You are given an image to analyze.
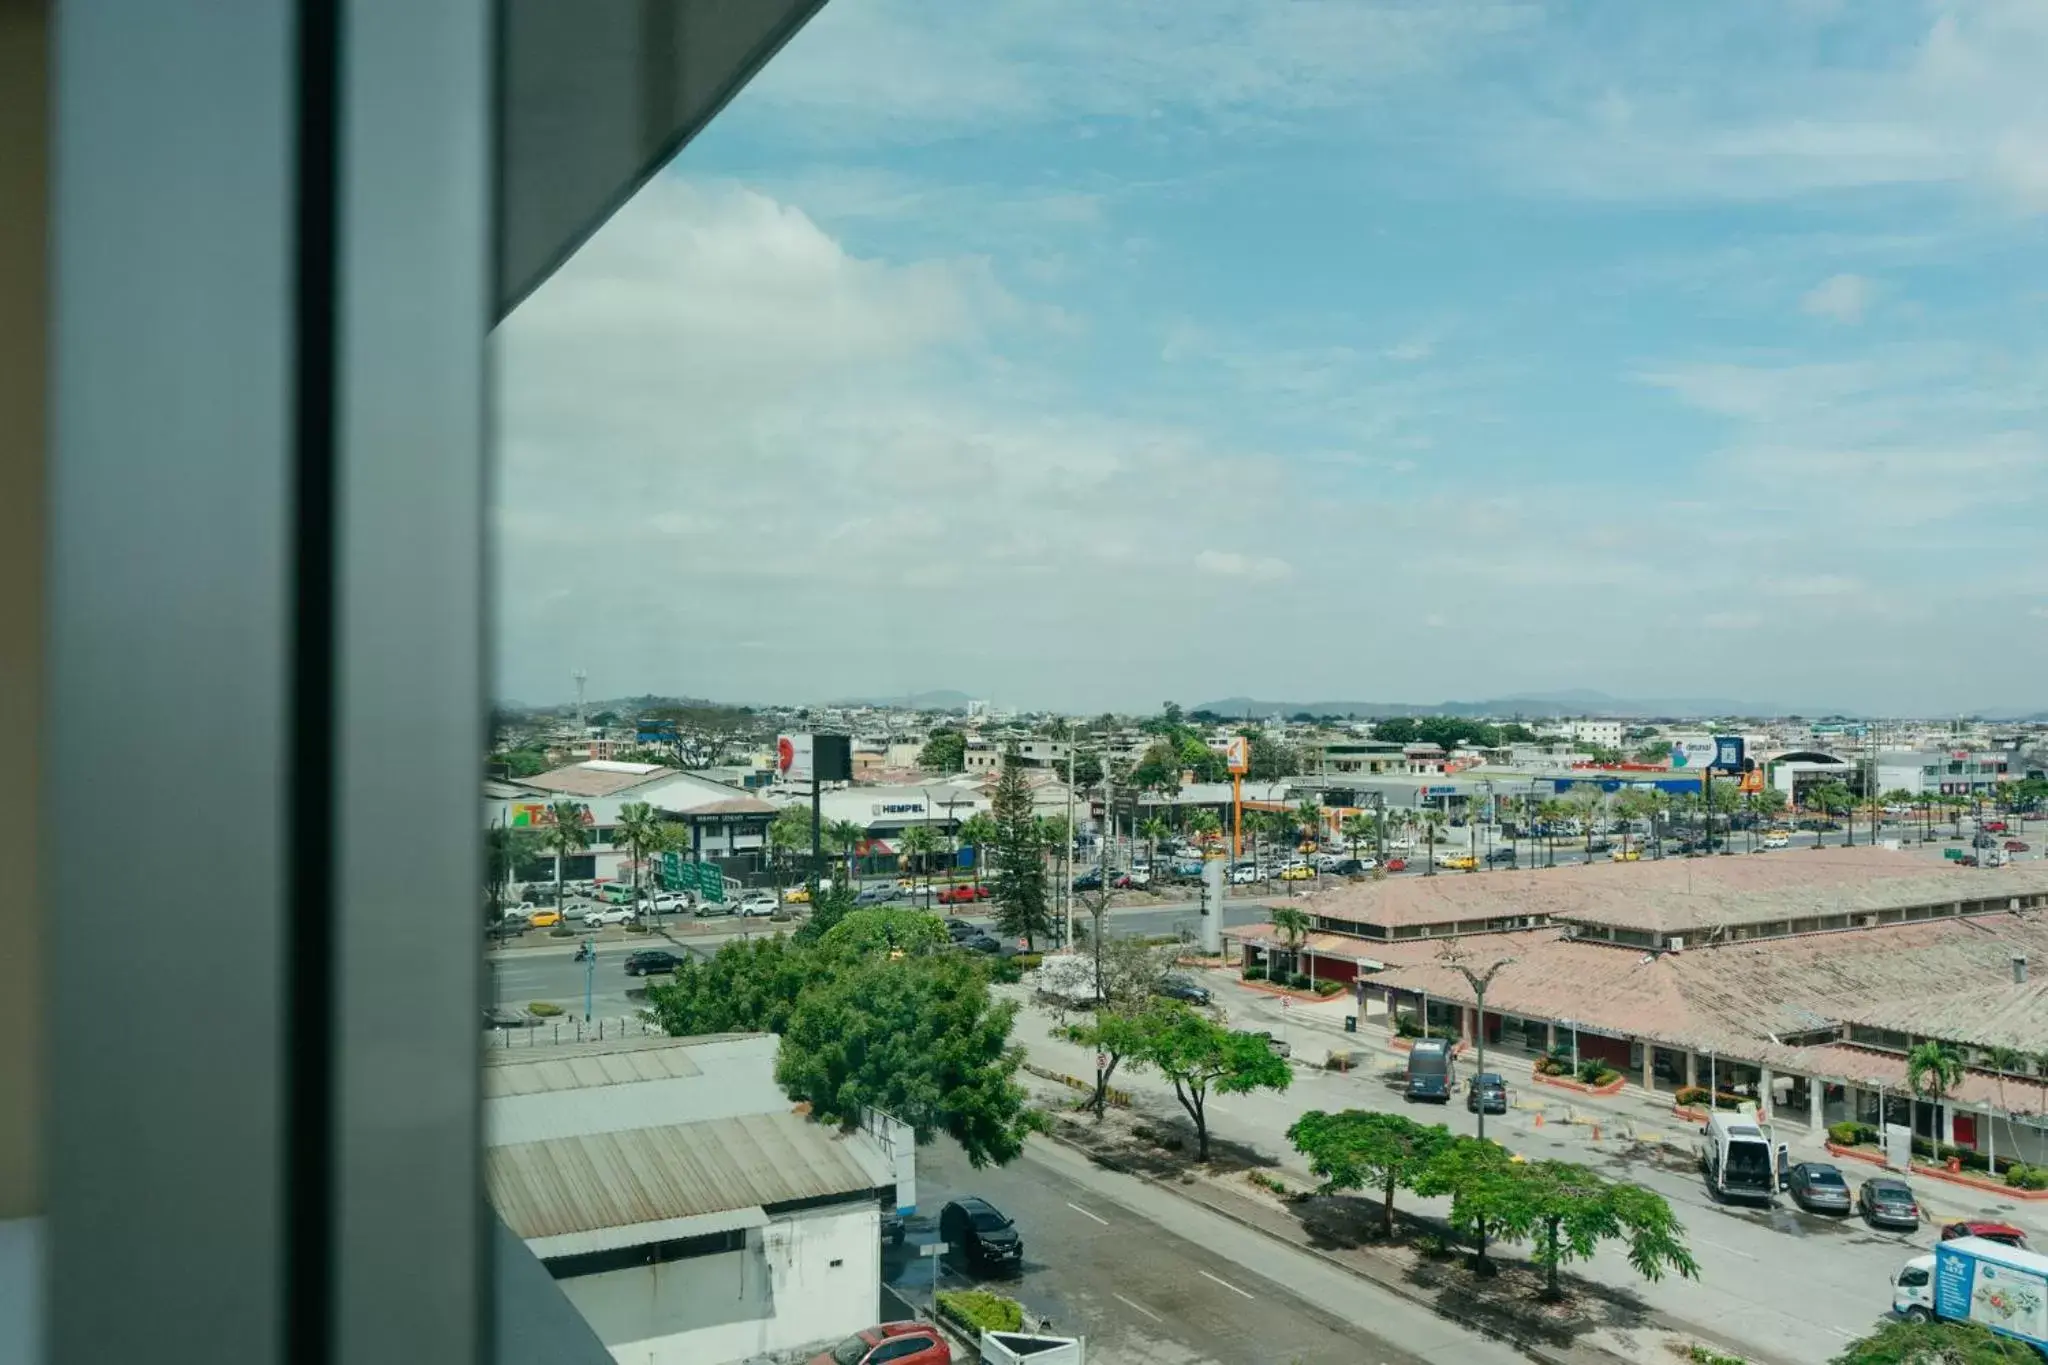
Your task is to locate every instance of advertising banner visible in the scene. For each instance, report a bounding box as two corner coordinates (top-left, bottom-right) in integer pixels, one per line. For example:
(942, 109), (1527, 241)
(1936, 1242), (2048, 1345)
(1670, 739), (1717, 770)
(1226, 736), (1250, 775)
(776, 732), (814, 783)
(1712, 736), (1746, 772)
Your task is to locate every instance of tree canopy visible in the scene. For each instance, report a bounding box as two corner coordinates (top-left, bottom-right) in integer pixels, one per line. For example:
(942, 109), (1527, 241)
(990, 748), (1053, 948)
(1287, 1110), (1453, 1231)
(1124, 1002), (1292, 1160)
(919, 729), (968, 772)
(1831, 1318), (2040, 1365)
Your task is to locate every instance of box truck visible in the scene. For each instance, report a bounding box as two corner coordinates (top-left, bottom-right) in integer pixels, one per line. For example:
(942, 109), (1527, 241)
(1892, 1236), (2048, 1353)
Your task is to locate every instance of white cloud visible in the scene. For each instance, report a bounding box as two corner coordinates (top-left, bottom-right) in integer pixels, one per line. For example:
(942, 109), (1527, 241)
(1800, 273), (1876, 323)
(1193, 550), (1294, 582)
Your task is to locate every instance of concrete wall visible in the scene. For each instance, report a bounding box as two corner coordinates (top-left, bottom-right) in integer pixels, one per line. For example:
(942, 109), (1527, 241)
(559, 1203), (878, 1365)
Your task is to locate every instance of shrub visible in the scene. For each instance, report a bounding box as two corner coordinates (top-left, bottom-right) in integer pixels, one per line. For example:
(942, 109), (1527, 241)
(624, 922), (650, 935)
(1014, 952), (1043, 970)
(1676, 1086), (1709, 1107)
(1827, 1121), (1864, 1146)
(990, 957), (1024, 984)
(1576, 1058), (1617, 1085)
(527, 1001), (564, 1018)
(1314, 980), (1344, 997)
(1686, 1346), (1749, 1365)
(1242, 965), (1266, 981)
(1414, 1232), (1452, 1260)
(548, 926), (574, 938)
(2007, 1163), (2048, 1190)
(1394, 1016), (1422, 1039)
(1246, 1170), (1290, 1196)
(936, 1290), (1023, 1334)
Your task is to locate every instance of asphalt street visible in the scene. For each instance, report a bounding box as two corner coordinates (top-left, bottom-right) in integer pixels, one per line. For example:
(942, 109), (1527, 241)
(892, 1133), (1526, 1365)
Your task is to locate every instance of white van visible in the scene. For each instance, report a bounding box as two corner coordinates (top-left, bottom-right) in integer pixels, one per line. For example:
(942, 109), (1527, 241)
(1698, 1110), (1777, 1204)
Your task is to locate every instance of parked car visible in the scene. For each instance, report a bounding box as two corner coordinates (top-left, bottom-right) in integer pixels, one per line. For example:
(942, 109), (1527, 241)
(580, 904), (634, 927)
(1786, 1162), (1852, 1214)
(735, 894), (776, 917)
(1329, 857), (1374, 875)
(1155, 976), (1211, 1006)
(1279, 864), (1316, 881)
(1984, 820), (2009, 833)
(854, 884), (898, 906)
(936, 884), (990, 905)
(958, 933), (1002, 954)
(943, 917), (977, 936)
(811, 1322), (950, 1365)
(1942, 1220), (2029, 1249)
(2006, 840), (2031, 853)
(1466, 1072), (1509, 1114)
(1230, 865), (1261, 885)
(1484, 848), (1517, 865)
(1071, 870), (1103, 892)
(1762, 832), (1790, 849)
(938, 1197), (1023, 1271)
(1858, 1176), (1921, 1230)
(1383, 857), (1408, 872)
(1124, 868), (1152, 888)
(622, 949), (683, 977)
(528, 909), (562, 929)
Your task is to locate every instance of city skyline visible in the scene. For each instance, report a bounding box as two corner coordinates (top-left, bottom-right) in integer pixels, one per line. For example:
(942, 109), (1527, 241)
(494, 1), (2048, 713)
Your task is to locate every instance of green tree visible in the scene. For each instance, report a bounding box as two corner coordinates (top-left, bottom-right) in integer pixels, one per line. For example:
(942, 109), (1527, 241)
(1131, 741), (1186, 798)
(1075, 1006), (1153, 1119)
(899, 824), (940, 908)
(1413, 1135), (1523, 1270)
(539, 800), (592, 909)
(791, 881), (860, 944)
(612, 801), (670, 915)
(1489, 1160), (1698, 1301)
(1128, 1003), (1292, 1161)
(1339, 812), (1375, 861)
(1634, 739), (1674, 764)
(768, 805), (814, 886)
(958, 812), (998, 886)
(1294, 798), (1324, 849)
(1419, 807), (1447, 875)
(1831, 1317), (2039, 1364)
(775, 950), (1041, 1167)
(1287, 1109), (1453, 1233)
(1139, 816), (1172, 873)
(644, 935), (814, 1035)
(1243, 731), (1300, 781)
(990, 749), (1052, 948)
(919, 729), (967, 772)
(1270, 905), (1310, 980)
(485, 824), (543, 915)
(818, 907), (950, 956)
(1188, 808), (1223, 846)
(1906, 1041), (1964, 1145)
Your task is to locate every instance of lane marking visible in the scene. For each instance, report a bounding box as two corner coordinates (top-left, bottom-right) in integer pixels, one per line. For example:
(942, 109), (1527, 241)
(1199, 1269), (1254, 1299)
(1691, 1236), (1757, 1261)
(1066, 1201), (1109, 1226)
(1111, 1292), (1162, 1322)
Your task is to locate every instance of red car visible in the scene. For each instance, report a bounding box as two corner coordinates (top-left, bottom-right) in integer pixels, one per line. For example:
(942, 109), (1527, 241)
(2006, 840), (2030, 853)
(1942, 1220), (2028, 1249)
(812, 1322), (950, 1365)
(936, 884), (990, 905)
(1984, 821), (2008, 833)
(1383, 857), (1408, 872)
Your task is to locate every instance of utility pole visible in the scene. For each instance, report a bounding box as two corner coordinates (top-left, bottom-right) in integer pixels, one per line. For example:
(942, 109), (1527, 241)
(1065, 736), (1076, 951)
(1439, 945), (1516, 1143)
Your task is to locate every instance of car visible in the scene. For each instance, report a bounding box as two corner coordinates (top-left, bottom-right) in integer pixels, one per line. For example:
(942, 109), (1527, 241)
(1972, 833), (1997, 849)
(854, 884), (898, 906)
(783, 884), (812, 903)
(528, 909), (562, 928)
(1071, 870), (1103, 892)
(485, 920), (527, 942)
(1230, 865), (1261, 885)
(1484, 848), (1518, 865)
(622, 949), (683, 977)
(938, 1197), (1023, 1271)
(1586, 837), (1613, 853)
(1279, 865), (1316, 881)
(936, 885), (981, 905)
(943, 916), (977, 935)
(580, 904), (635, 927)
(811, 1322), (951, 1365)
(1123, 868), (1152, 888)
(1610, 847), (1642, 862)
(694, 897), (735, 917)
(735, 891), (776, 915)
(1329, 857), (1374, 875)
(1984, 820), (2009, 833)
(958, 933), (1002, 954)
(1762, 833), (1790, 849)
(1155, 976), (1211, 1005)
(1439, 854), (1477, 871)
(1786, 1162), (1852, 1214)
(1858, 1176), (1921, 1229)
(1941, 1220), (2029, 1249)
(1383, 857), (1408, 872)
(2006, 840), (2031, 853)
(1466, 1072), (1508, 1114)
(649, 892), (689, 913)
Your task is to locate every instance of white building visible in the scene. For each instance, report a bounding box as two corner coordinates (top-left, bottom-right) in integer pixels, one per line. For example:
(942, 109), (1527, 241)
(1568, 719), (1625, 750)
(484, 1034), (912, 1365)
(489, 760), (779, 883)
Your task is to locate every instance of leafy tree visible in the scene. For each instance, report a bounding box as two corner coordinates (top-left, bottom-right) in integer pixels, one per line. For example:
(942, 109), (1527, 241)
(1177, 734), (1228, 782)
(1371, 718), (1418, 744)
(1243, 731), (1300, 781)
(791, 881), (859, 945)
(990, 749), (1053, 948)
(775, 950), (1041, 1167)
(1414, 1135), (1523, 1270)
(492, 746), (551, 778)
(1128, 1003), (1292, 1161)
(1583, 745), (1625, 766)
(768, 805), (814, 884)
(1488, 1160), (1698, 1300)
(818, 907), (950, 956)
(1139, 816), (1172, 872)
(1294, 798), (1324, 847)
(826, 818), (867, 884)
(1339, 812), (1375, 861)
(1068, 750), (1104, 791)
(1419, 807), (1447, 874)
(1497, 723), (1538, 744)
(1634, 740), (1674, 764)
(539, 800), (592, 909)
(919, 729), (968, 773)
(1188, 809), (1223, 845)
(1287, 1110), (1453, 1232)
(1906, 1041), (1964, 1143)
(899, 824), (940, 908)
(1831, 1316), (2039, 1364)
(612, 801), (670, 913)
(485, 825), (543, 914)
(1131, 741), (1186, 798)
(1075, 1006), (1153, 1119)
(958, 811), (998, 886)
(643, 935), (814, 1035)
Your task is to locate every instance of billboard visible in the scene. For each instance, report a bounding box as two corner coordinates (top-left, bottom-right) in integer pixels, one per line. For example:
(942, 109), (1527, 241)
(1669, 739), (1717, 770)
(1225, 736), (1250, 776)
(1935, 1242), (2048, 1346)
(1712, 736), (1746, 772)
(776, 733), (813, 782)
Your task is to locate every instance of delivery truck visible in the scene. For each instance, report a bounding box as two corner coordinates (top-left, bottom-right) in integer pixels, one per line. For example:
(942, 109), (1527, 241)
(1892, 1236), (2048, 1353)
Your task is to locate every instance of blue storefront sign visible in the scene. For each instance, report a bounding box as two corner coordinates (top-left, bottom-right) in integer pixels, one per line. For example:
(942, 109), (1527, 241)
(1712, 736), (1745, 772)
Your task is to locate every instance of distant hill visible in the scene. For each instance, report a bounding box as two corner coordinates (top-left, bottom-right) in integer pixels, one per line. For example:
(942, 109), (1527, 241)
(1195, 692), (1801, 721)
(828, 689), (975, 711)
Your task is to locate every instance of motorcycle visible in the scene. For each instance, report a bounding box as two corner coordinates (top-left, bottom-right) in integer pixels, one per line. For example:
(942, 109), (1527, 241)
(572, 943), (594, 964)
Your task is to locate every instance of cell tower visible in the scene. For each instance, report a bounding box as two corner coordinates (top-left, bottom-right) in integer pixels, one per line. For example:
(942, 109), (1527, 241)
(573, 668), (588, 731)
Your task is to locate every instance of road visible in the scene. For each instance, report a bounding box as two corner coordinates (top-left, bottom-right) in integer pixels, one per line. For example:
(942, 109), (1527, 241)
(485, 899), (1274, 1014)
(1000, 973), (1996, 1365)
(893, 1133), (1525, 1365)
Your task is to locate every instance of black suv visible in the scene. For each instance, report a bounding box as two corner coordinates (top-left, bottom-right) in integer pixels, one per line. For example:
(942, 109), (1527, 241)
(939, 1197), (1022, 1270)
(622, 949), (683, 977)
(1483, 848), (1517, 865)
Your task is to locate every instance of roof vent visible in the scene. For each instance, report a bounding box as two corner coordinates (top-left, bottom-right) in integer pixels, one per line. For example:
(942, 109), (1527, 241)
(2016, 953), (2029, 986)
(1667, 936), (1685, 953)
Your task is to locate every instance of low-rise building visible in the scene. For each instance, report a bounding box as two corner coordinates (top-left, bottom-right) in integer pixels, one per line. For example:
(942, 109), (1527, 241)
(485, 1034), (913, 1365)
(492, 761), (778, 883)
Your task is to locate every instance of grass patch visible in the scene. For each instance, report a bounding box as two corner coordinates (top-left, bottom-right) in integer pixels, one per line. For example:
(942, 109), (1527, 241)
(527, 1001), (564, 1017)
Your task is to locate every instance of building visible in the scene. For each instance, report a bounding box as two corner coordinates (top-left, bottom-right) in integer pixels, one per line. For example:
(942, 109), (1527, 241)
(485, 1034), (913, 1365)
(1876, 748), (2016, 798)
(963, 736), (1072, 773)
(1766, 749), (1857, 804)
(772, 782), (991, 847)
(1568, 720), (1625, 750)
(1231, 849), (2048, 1161)
(492, 761), (779, 883)
(1299, 739), (1408, 778)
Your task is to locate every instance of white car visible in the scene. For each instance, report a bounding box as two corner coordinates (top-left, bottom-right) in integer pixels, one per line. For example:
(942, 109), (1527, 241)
(650, 892), (688, 913)
(737, 892), (777, 916)
(1762, 832), (1790, 849)
(580, 905), (634, 927)
(1229, 865), (1260, 885)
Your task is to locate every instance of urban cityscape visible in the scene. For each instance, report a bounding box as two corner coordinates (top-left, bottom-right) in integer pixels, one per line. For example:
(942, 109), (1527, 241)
(484, 690), (2048, 1365)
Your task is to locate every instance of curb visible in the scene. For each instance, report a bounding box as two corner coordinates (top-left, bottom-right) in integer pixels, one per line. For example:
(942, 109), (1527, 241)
(1531, 1071), (1626, 1098)
(1037, 1123), (1591, 1365)
(1825, 1142), (2048, 1200)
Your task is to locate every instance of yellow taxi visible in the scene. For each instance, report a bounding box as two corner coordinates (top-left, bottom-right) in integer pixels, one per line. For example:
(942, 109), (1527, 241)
(1443, 854), (1477, 871)
(1280, 864), (1316, 881)
(529, 909), (562, 928)
(783, 885), (811, 904)
(1610, 847), (1642, 862)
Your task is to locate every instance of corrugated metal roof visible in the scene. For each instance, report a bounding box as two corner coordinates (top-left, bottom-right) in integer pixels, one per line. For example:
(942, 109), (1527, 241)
(484, 1043), (706, 1097)
(484, 1035), (790, 1147)
(487, 1111), (892, 1243)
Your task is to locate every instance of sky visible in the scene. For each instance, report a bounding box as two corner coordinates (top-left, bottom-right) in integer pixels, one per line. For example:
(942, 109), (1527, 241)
(494, 0), (2048, 716)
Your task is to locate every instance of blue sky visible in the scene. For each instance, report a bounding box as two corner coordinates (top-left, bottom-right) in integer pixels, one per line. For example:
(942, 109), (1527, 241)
(495, 0), (2047, 714)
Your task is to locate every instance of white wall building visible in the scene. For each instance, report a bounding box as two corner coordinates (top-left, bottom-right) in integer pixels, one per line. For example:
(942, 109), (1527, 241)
(485, 1034), (909, 1365)
(1568, 720), (1625, 750)
(488, 761), (779, 882)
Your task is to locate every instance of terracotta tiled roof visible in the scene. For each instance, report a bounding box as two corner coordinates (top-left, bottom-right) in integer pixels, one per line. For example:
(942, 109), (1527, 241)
(1295, 848), (2048, 935)
(1835, 977), (2048, 1055)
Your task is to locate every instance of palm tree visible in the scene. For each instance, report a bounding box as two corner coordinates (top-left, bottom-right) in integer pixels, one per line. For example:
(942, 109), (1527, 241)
(767, 805), (812, 891)
(1536, 798), (1568, 866)
(1905, 1041), (1964, 1152)
(957, 812), (997, 887)
(611, 801), (668, 917)
(1339, 812), (1374, 862)
(1270, 905), (1311, 983)
(1188, 808), (1222, 849)
(1294, 799), (1324, 853)
(900, 824), (939, 909)
(1568, 788), (1606, 862)
(1420, 807), (1447, 875)
(539, 799), (592, 914)
(1139, 816), (1171, 876)
(827, 818), (867, 886)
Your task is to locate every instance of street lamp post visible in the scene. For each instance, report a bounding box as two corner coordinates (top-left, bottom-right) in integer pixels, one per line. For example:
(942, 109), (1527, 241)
(1439, 945), (1516, 1143)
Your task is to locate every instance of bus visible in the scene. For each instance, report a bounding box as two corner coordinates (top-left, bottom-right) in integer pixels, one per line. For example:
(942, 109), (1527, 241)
(599, 882), (638, 906)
